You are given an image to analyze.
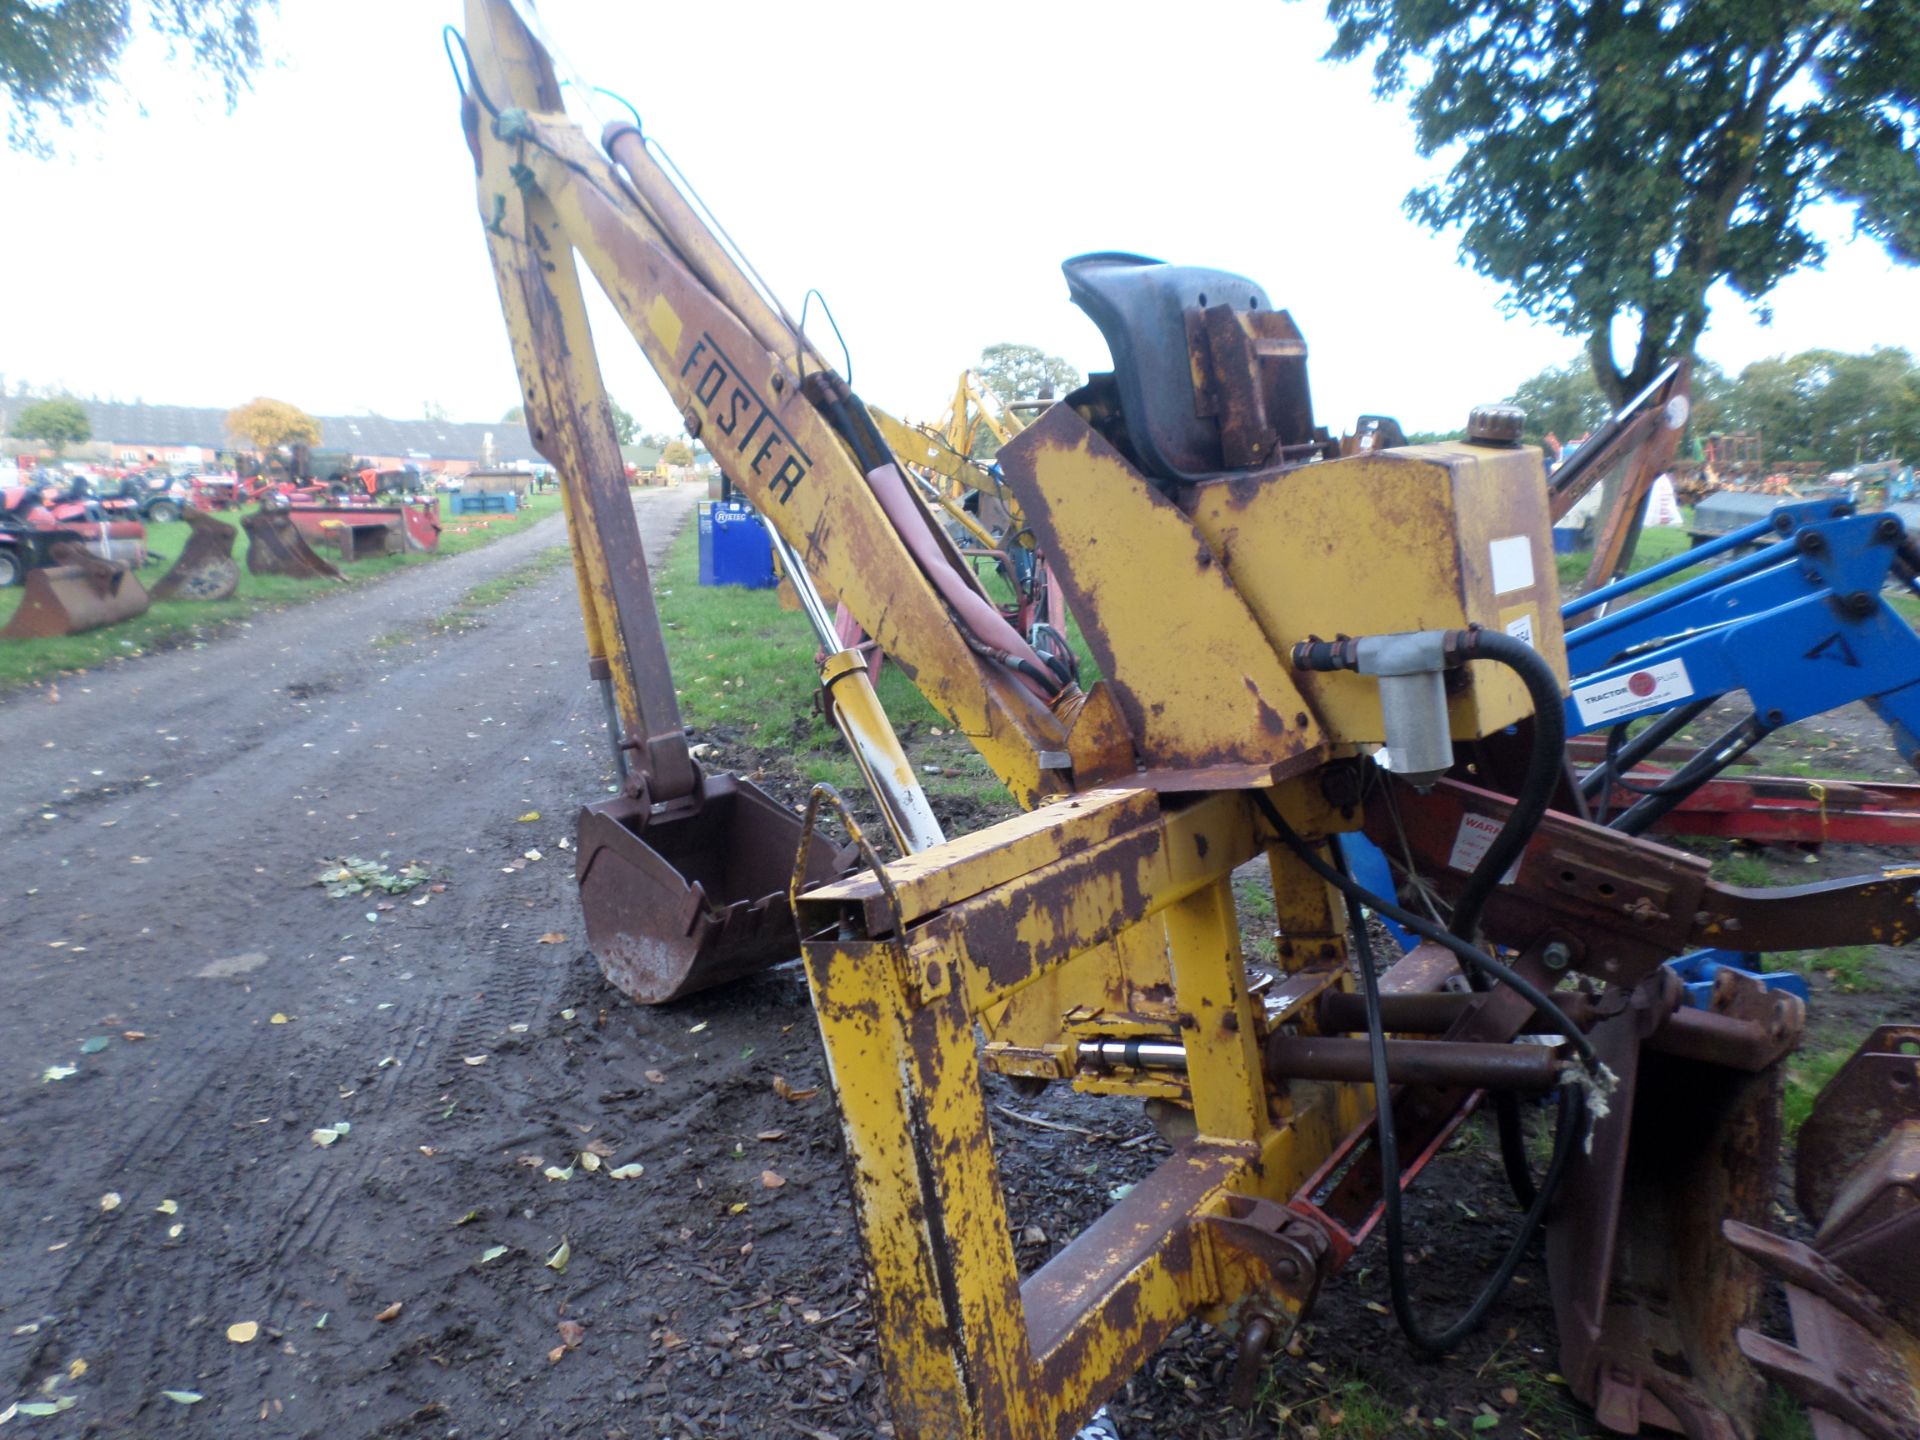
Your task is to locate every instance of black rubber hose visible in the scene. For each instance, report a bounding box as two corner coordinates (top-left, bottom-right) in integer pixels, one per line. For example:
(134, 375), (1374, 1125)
(1254, 792), (1598, 1071)
(1443, 630), (1570, 1211)
(1340, 844), (1588, 1355)
(1444, 630), (1567, 944)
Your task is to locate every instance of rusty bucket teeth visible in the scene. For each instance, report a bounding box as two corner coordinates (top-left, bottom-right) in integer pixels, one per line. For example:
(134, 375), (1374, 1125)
(575, 774), (851, 1004)
(242, 508), (345, 581)
(0, 544), (151, 639)
(151, 505), (240, 601)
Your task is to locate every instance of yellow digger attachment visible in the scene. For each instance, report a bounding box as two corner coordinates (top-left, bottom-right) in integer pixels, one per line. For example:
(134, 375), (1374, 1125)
(151, 505), (240, 601)
(242, 508), (344, 581)
(0, 544), (150, 640)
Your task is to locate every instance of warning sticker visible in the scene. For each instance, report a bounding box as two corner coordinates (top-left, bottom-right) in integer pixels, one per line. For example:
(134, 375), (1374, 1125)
(1503, 610), (1535, 647)
(1571, 659), (1695, 727)
(1447, 812), (1521, 884)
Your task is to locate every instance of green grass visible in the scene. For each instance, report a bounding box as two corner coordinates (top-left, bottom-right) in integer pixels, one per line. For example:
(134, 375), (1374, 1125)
(1712, 851), (1781, 888)
(1758, 1387), (1814, 1440)
(0, 493), (563, 691)
(1778, 944), (1874, 994)
(1784, 1036), (1853, 1139)
(653, 524), (1017, 819)
(1555, 521), (1694, 594)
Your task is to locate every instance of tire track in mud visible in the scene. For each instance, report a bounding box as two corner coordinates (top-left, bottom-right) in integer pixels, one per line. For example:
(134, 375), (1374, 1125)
(0, 489), (699, 1437)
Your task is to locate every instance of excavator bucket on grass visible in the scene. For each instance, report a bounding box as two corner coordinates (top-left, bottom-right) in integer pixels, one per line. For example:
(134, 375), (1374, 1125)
(242, 508), (345, 581)
(0, 543), (150, 640)
(151, 505), (240, 601)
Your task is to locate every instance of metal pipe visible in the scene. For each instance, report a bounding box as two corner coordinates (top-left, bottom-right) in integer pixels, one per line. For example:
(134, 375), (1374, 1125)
(1076, 1038), (1190, 1072)
(1315, 990), (1600, 1036)
(1265, 1034), (1562, 1092)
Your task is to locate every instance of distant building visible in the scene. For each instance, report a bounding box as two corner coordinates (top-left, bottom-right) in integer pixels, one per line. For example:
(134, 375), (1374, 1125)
(3, 397), (546, 474)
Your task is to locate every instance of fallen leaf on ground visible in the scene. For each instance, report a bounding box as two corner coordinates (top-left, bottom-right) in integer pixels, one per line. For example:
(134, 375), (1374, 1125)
(585, 1138), (615, 1157)
(607, 1163), (644, 1180)
(453, 1209), (481, 1226)
(542, 1165), (574, 1182)
(270, 1013), (289, 1025)
(99, 1192), (122, 1212)
(463, 1055), (488, 1066)
(728, 1202), (748, 1215)
(479, 1245), (509, 1264)
(162, 1390), (204, 1405)
(557, 1319), (585, 1349)
(311, 1128), (341, 1147)
(577, 1151), (600, 1173)
(536, 932), (565, 944)
(80, 1037), (110, 1054)
(772, 1076), (819, 1102)
(516, 811), (541, 822)
(687, 1021), (709, 1034)
(756, 1130), (786, 1141)
(226, 1321), (259, 1344)
(760, 1170), (786, 1189)
(374, 1301), (403, 1323)
(155, 1199), (178, 1215)
(516, 1154), (544, 1168)
(644, 1069), (666, 1084)
(19, 1398), (78, 1416)
(167, 1223), (184, 1239)
(547, 1344), (566, 1364)
(42, 1064), (77, 1082)
(67, 1359), (86, 1379)
(545, 1239), (570, 1273)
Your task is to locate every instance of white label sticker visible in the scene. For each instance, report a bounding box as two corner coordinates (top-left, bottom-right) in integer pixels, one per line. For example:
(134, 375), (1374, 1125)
(1489, 535), (1534, 595)
(1504, 611), (1535, 647)
(1572, 658), (1695, 727)
(1447, 812), (1521, 884)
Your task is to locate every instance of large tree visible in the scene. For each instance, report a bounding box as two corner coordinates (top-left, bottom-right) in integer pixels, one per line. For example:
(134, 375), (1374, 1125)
(2, 1), (274, 155)
(976, 344), (1083, 402)
(227, 395), (319, 453)
(10, 395), (90, 454)
(1325, 0), (1920, 404)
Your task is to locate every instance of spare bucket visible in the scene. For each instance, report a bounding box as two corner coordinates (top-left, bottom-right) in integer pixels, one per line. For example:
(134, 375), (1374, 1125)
(243, 509), (345, 581)
(151, 505), (240, 601)
(0, 545), (151, 639)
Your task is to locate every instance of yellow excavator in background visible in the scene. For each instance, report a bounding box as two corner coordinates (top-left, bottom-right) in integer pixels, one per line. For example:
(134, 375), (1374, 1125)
(452, 6), (1920, 1437)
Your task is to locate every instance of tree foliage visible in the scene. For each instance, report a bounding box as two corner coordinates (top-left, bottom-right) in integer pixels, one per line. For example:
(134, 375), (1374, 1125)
(1325, 0), (1920, 404)
(1716, 346), (1920, 462)
(608, 400), (637, 446)
(661, 439), (695, 466)
(227, 395), (319, 452)
(11, 396), (91, 453)
(2, 0), (274, 155)
(501, 404), (526, 424)
(1506, 360), (1609, 444)
(976, 344), (1083, 402)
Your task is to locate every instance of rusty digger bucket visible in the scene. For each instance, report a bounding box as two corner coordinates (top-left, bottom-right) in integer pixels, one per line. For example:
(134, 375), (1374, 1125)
(151, 505), (240, 601)
(0, 542), (151, 640)
(556, 472), (847, 1005)
(242, 507), (345, 581)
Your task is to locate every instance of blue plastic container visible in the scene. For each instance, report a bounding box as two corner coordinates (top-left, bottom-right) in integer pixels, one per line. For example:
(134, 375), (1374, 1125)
(699, 501), (776, 588)
(1551, 525), (1584, 554)
(449, 491), (518, 516)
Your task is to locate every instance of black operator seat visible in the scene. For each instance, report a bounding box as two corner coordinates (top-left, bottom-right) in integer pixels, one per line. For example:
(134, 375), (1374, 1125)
(1063, 251), (1277, 485)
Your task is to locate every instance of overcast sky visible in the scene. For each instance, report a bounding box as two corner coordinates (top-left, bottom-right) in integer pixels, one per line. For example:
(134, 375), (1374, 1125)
(3, 0), (1917, 440)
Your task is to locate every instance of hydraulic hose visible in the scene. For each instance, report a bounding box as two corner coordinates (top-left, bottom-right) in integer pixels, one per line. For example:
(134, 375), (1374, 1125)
(1254, 792), (1598, 1072)
(1442, 629), (1567, 943)
(1338, 842), (1587, 1355)
(1440, 629), (1571, 1211)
